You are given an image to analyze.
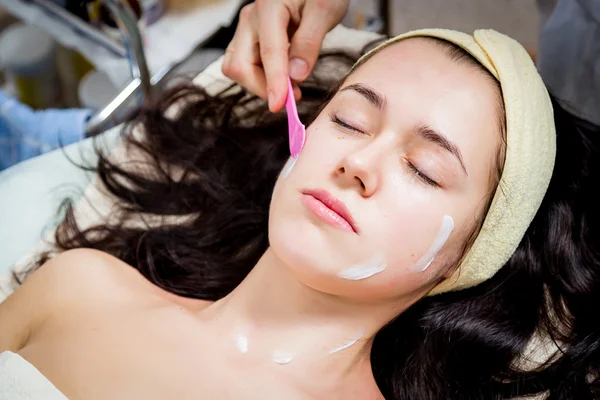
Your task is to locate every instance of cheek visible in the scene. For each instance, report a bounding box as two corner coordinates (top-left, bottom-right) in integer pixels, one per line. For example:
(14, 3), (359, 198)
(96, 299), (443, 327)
(377, 212), (428, 276)
(373, 197), (456, 285)
(273, 122), (342, 192)
(268, 121), (459, 299)
(268, 148), (334, 275)
(303, 122), (351, 165)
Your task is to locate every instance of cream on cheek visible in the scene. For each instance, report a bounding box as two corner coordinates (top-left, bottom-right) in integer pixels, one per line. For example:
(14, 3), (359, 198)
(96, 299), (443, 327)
(279, 156), (298, 180)
(412, 215), (455, 272)
(336, 253), (387, 280)
(335, 215), (454, 282)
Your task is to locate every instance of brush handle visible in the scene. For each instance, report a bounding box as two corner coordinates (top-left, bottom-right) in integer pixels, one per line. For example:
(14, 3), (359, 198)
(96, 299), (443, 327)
(285, 77), (306, 158)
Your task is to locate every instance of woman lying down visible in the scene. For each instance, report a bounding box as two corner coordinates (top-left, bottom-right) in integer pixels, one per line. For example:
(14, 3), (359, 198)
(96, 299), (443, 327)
(1, 28), (600, 400)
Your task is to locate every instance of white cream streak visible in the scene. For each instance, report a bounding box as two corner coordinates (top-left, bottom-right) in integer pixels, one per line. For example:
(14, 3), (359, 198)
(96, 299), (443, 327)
(413, 215), (454, 272)
(337, 254), (387, 280)
(235, 333), (249, 354)
(329, 337), (360, 354)
(279, 157), (298, 179)
(271, 350), (294, 365)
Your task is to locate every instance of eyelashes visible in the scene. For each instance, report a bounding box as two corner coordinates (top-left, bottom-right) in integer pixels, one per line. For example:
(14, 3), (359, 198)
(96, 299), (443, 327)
(406, 161), (439, 188)
(329, 112), (440, 188)
(329, 113), (365, 134)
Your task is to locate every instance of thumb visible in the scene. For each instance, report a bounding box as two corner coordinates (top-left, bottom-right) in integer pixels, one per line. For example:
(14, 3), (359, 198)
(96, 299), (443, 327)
(288, 9), (340, 81)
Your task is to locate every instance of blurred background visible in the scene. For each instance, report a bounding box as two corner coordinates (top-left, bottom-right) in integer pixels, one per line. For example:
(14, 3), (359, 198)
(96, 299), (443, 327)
(391, 0), (540, 50)
(0, 0), (542, 114)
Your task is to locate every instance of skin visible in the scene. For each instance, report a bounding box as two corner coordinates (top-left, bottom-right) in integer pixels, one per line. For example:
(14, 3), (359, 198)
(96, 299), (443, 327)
(0, 39), (501, 400)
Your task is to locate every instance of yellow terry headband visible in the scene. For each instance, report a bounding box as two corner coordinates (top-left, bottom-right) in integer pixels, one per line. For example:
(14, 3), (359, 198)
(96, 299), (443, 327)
(352, 29), (556, 295)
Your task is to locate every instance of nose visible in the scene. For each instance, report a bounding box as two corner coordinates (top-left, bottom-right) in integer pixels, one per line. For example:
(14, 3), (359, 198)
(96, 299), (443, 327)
(337, 143), (386, 197)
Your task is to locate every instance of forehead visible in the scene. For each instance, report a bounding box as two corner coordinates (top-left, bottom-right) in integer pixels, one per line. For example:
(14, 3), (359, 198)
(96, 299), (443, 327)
(337, 38), (502, 178)
(345, 38), (494, 103)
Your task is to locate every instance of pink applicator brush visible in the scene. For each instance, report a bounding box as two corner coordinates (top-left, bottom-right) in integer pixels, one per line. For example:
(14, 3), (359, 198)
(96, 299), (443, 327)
(285, 77), (306, 158)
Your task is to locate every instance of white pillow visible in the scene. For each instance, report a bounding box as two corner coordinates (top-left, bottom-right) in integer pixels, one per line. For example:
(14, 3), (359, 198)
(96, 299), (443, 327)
(0, 127), (121, 277)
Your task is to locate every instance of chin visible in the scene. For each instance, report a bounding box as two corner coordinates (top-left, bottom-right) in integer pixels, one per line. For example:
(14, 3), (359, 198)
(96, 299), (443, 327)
(270, 216), (325, 264)
(268, 223), (370, 298)
(268, 217), (343, 286)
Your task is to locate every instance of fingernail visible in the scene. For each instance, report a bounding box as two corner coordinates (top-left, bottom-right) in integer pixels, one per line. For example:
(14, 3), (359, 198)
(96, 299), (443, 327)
(268, 91), (275, 110)
(289, 58), (308, 80)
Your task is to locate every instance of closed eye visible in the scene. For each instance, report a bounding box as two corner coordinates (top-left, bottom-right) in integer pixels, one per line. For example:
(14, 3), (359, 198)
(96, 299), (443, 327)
(329, 113), (366, 134)
(329, 112), (439, 188)
(407, 161), (439, 188)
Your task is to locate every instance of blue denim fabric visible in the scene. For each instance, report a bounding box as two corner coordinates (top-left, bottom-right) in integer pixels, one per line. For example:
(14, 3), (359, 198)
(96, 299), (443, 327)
(0, 90), (92, 171)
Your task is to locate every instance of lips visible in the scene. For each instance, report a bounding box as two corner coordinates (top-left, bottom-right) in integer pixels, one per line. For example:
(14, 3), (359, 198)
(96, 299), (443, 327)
(302, 189), (358, 234)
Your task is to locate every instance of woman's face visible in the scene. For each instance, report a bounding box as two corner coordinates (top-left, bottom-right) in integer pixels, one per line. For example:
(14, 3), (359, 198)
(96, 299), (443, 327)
(269, 39), (502, 303)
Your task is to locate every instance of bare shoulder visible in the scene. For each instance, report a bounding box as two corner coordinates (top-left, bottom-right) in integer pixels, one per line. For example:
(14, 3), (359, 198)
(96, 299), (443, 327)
(1, 249), (210, 352)
(21, 248), (203, 309)
(36, 248), (212, 312)
(0, 249), (132, 351)
(8, 249), (151, 316)
(26, 249), (146, 303)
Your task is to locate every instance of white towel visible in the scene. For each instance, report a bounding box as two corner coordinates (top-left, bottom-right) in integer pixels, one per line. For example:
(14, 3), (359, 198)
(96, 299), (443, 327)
(0, 351), (68, 400)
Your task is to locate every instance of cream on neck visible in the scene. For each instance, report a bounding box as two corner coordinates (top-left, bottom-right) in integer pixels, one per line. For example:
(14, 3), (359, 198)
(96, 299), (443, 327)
(200, 249), (386, 382)
(329, 331), (364, 354)
(235, 331), (249, 354)
(233, 325), (365, 365)
(271, 349), (294, 364)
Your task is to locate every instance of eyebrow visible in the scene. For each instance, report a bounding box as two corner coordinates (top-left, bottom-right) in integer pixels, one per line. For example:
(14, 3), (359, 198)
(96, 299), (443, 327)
(340, 83), (388, 111)
(415, 124), (468, 176)
(340, 83), (467, 176)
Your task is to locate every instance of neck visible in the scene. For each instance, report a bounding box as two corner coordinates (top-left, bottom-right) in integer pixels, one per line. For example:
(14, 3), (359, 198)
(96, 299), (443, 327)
(199, 248), (411, 393)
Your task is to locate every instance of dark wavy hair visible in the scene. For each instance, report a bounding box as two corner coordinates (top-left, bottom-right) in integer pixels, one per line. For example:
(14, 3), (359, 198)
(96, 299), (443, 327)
(22, 40), (600, 399)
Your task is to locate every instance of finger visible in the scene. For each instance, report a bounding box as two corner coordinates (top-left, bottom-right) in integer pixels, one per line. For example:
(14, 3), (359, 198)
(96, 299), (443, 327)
(288, 0), (348, 82)
(222, 5), (269, 99)
(221, 45), (235, 77)
(221, 4), (252, 78)
(255, 2), (291, 112)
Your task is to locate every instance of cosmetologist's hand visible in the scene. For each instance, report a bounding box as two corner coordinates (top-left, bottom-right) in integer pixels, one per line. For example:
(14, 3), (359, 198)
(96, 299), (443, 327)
(221, 0), (349, 112)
